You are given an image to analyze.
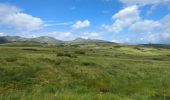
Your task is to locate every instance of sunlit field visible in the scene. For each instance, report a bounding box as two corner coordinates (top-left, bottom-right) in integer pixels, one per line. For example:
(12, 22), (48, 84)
(0, 43), (170, 100)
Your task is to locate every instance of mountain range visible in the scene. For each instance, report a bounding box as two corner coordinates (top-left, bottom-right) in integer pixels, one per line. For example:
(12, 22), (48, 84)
(1, 36), (170, 48)
(0, 36), (112, 45)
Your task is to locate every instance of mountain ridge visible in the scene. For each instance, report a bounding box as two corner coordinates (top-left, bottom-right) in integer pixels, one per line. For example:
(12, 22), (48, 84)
(0, 36), (112, 44)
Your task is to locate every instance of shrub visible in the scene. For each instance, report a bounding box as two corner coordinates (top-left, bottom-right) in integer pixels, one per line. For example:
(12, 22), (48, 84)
(81, 62), (96, 66)
(99, 87), (110, 93)
(75, 50), (85, 54)
(56, 44), (64, 47)
(152, 58), (162, 61)
(104, 54), (109, 56)
(57, 52), (77, 58)
(22, 48), (38, 51)
(70, 45), (79, 47)
(114, 45), (121, 48)
(133, 46), (143, 50)
(114, 54), (119, 58)
(5, 57), (17, 62)
(55, 60), (61, 65)
(167, 54), (170, 57)
(57, 52), (71, 57)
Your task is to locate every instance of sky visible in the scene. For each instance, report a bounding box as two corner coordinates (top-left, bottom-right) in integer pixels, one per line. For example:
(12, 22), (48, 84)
(0, 0), (170, 44)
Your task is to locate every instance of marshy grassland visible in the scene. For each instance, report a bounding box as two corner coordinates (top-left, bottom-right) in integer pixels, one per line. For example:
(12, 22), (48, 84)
(0, 43), (170, 100)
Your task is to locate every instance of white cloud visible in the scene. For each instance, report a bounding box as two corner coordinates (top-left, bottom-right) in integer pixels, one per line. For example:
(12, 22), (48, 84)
(46, 31), (75, 40)
(72, 20), (90, 29)
(162, 33), (170, 40)
(159, 14), (170, 43)
(22, 31), (103, 41)
(103, 5), (140, 33)
(45, 22), (73, 27)
(111, 39), (121, 43)
(161, 14), (170, 30)
(0, 3), (44, 31)
(20, 31), (75, 41)
(128, 14), (170, 44)
(119, 0), (170, 6)
(129, 20), (161, 33)
(81, 32), (102, 39)
(147, 4), (158, 15)
(0, 32), (6, 36)
(103, 4), (170, 44)
(119, 0), (170, 16)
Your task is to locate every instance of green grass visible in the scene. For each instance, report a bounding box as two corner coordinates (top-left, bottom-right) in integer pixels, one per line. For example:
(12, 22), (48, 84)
(0, 44), (170, 100)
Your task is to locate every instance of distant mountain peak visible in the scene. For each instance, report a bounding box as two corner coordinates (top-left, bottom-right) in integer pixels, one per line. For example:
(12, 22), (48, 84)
(0, 36), (114, 45)
(70, 37), (112, 44)
(36, 36), (56, 40)
(74, 37), (85, 40)
(0, 36), (63, 44)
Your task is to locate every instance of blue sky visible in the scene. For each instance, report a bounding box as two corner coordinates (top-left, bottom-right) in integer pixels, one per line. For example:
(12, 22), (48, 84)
(0, 0), (170, 44)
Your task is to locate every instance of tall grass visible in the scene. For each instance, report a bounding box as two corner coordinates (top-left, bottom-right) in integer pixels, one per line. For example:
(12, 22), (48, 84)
(0, 44), (170, 99)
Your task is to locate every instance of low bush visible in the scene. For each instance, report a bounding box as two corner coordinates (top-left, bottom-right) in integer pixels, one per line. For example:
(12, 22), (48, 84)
(81, 62), (96, 66)
(74, 50), (85, 54)
(152, 58), (162, 61)
(56, 44), (65, 47)
(57, 52), (71, 57)
(166, 54), (170, 57)
(114, 54), (119, 58)
(133, 46), (143, 50)
(22, 48), (38, 51)
(5, 57), (18, 62)
(55, 60), (61, 65)
(57, 52), (77, 58)
(99, 87), (110, 93)
(114, 45), (122, 48)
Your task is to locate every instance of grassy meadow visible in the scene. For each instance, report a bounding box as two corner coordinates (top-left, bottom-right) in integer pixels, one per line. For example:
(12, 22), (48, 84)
(0, 43), (170, 100)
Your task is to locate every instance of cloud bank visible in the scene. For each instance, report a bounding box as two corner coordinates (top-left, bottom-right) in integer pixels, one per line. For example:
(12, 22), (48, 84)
(102, 0), (170, 44)
(102, 5), (140, 33)
(119, 0), (170, 6)
(0, 3), (44, 31)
